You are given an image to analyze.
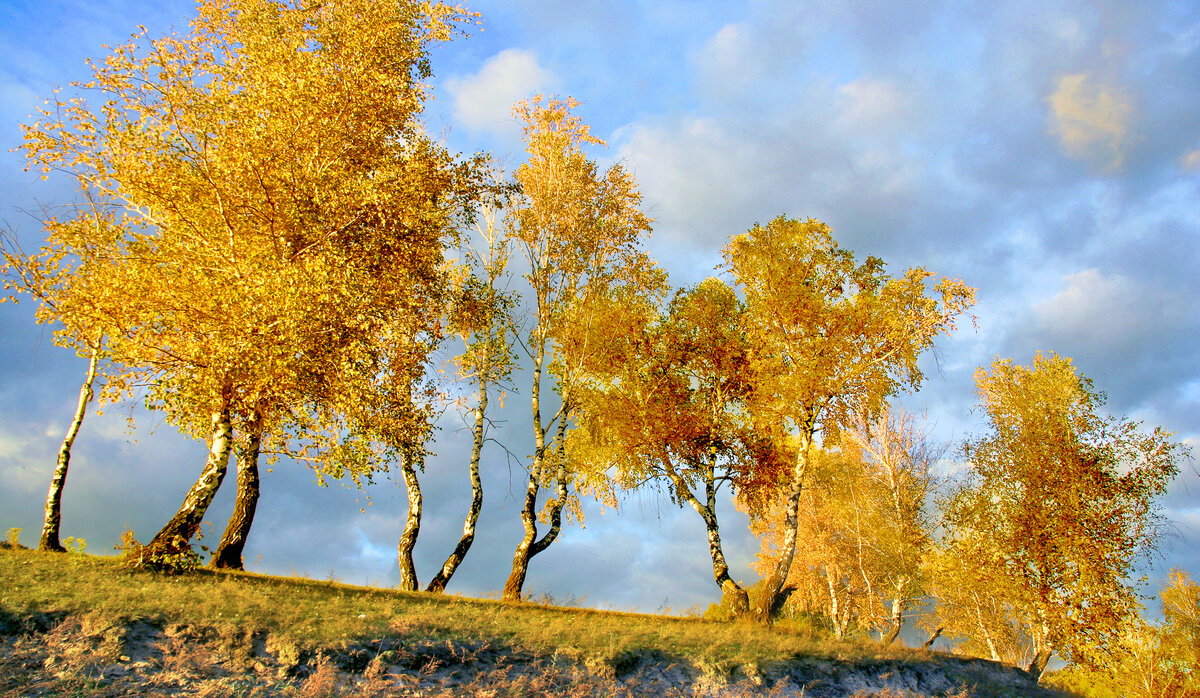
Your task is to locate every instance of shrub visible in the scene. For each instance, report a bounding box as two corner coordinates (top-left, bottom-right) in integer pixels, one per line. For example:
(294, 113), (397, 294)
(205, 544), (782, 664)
(118, 529), (203, 574)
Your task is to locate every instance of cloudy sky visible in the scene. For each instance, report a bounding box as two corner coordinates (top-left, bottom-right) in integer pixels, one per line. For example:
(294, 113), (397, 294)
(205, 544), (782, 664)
(1, 0), (1197, 616)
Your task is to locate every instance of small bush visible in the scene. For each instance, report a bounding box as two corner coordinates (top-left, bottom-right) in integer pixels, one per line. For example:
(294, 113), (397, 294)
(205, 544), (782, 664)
(62, 536), (87, 554)
(118, 529), (203, 574)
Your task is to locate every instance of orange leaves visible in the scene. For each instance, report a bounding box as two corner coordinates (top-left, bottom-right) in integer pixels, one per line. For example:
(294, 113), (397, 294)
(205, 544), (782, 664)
(14, 0), (481, 467)
(727, 215), (974, 501)
(941, 353), (1188, 667)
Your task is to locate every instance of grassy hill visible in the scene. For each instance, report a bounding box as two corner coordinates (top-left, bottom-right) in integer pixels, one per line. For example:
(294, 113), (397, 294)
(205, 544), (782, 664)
(0, 545), (1067, 697)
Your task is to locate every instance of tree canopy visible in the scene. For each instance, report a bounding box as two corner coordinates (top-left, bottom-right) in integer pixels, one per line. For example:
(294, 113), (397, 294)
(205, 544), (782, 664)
(939, 352), (1184, 679)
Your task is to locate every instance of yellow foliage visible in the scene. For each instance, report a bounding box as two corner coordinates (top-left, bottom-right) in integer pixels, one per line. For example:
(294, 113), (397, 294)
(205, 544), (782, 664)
(14, 0), (482, 475)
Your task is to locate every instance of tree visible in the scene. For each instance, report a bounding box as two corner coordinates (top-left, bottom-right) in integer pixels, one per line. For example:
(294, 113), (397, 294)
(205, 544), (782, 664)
(939, 352), (1186, 681)
(747, 409), (941, 640)
(1050, 569), (1200, 697)
(501, 96), (664, 601)
(921, 531), (1035, 665)
(845, 409), (941, 644)
(37, 338), (101, 553)
(18, 0), (479, 566)
(569, 278), (761, 614)
(726, 216), (975, 621)
(427, 204), (516, 593)
(3, 208), (112, 554)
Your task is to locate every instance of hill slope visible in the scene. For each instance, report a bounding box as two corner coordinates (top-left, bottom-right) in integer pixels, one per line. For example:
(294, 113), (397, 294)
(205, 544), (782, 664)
(0, 546), (1065, 697)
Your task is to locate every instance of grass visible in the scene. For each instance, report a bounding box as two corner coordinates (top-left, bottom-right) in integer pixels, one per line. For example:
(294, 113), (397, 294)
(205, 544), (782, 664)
(2, 545), (844, 664)
(0, 546), (1069, 696)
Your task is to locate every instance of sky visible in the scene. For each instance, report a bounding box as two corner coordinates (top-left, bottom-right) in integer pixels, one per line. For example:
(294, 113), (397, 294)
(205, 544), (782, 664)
(1, 0), (1198, 618)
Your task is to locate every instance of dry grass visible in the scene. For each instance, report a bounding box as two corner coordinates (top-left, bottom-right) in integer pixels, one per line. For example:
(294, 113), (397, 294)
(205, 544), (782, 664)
(0, 547), (1069, 697)
(0, 545), (838, 667)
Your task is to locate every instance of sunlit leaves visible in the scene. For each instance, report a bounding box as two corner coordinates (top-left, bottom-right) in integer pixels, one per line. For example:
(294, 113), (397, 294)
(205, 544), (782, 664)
(16, 0), (480, 469)
(727, 216), (974, 513)
(938, 352), (1187, 672)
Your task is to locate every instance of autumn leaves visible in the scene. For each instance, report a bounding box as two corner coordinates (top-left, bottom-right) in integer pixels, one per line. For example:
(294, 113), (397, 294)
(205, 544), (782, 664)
(9, 0), (482, 571)
(2, 0), (1191, 687)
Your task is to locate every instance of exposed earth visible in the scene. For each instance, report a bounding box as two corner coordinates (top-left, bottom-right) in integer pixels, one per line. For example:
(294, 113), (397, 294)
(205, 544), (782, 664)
(0, 609), (1064, 697)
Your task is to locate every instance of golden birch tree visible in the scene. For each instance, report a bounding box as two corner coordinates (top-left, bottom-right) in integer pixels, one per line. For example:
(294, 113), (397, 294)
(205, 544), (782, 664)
(726, 215), (975, 622)
(18, 0), (480, 566)
(568, 278), (764, 614)
(501, 95), (664, 601)
(2, 205), (120, 554)
(747, 411), (941, 641)
(938, 352), (1186, 681)
(426, 204), (517, 593)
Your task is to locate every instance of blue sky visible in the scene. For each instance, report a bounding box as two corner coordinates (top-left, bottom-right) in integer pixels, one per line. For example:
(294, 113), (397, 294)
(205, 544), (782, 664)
(1, 0), (1198, 616)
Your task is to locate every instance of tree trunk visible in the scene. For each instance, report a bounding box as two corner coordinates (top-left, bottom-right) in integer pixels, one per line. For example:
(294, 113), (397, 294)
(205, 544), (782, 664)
(503, 406), (569, 600)
(210, 422), (262, 570)
(530, 459), (568, 556)
(427, 383), (487, 593)
(148, 399), (233, 552)
(754, 433), (812, 622)
(396, 447), (423, 591)
(503, 464), (540, 601)
(921, 625), (943, 650)
(39, 342), (99, 552)
(1027, 648), (1052, 682)
(665, 456), (749, 616)
(972, 593), (1002, 662)
(825, 568), (848, 640)
(503, 344), (549, 602)
(881, 595), (904, 646)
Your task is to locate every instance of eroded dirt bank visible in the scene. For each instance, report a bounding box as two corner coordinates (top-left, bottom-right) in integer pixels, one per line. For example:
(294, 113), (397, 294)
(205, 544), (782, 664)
(0, 610), (1062, 697)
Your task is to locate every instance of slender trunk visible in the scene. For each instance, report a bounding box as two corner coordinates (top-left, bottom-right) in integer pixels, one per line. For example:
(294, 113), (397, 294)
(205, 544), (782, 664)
(148, 399), (233, 552)
(704, 469), (750, 616)
(881, 595), (904, 646)
(664, 455), (749, 615)
(972, 592), (1001, 662)
(826, 568), (847, 640)
(210, 421), (262, 570)
(503, 342), (548, 602)
(503, 465), (540, 601)
(921, 625), (943, 650)
(529, 416), (570, 557)
(39, 343), (99, 552)
(754, 430), (813, 622)
(529, 470), (567, 556)
(1027, 619), (1053, 682)
(426, 382), (488, 593)
(396, 447), (423, 591)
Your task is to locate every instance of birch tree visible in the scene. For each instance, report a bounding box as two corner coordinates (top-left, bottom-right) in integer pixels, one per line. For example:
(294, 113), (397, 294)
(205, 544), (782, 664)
(18, 0), (480, 566)
(727, 216), (975, 622)
(569, 278), (762, 615)
(427, 205), (516, 593)
(501, 96), (663, 601)
(3, 213), (112, 554)
(939, 352), (1185, 681)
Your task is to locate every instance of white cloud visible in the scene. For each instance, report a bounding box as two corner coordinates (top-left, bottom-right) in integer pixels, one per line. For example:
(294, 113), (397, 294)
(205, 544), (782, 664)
(1048, 72), (1135, 170)
(694, 22), (761, 91)
(443, 48), (556, 137)
(618, 117), (755, 246)
(835, 78), (911, 131)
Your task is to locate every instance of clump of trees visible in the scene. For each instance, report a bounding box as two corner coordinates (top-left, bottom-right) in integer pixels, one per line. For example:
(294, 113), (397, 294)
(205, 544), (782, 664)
(1, 0), (1193, 689)
(746, 409), (942, 642)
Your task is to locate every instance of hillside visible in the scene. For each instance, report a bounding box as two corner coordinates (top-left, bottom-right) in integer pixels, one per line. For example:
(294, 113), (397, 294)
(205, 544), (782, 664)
(0, 546), (1066, 697)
